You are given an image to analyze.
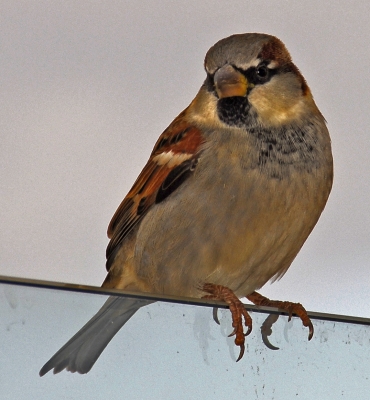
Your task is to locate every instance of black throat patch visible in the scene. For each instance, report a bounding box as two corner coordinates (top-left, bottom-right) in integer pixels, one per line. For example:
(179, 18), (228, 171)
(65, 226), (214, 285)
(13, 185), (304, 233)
(217, 96), (321, 178)
(217, 97), (254, 128)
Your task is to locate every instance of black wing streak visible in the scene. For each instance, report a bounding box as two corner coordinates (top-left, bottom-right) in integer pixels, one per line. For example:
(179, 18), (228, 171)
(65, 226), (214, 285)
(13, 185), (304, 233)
(106, 157), (199, 270)
(155, 158), (198, 204)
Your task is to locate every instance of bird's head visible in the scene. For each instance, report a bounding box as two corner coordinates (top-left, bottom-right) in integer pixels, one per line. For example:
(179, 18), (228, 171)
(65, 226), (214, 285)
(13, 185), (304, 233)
(189, 33), (321, 130)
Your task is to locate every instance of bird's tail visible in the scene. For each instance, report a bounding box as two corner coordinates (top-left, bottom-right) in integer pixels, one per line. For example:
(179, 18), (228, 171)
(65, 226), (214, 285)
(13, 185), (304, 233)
(39, 296), (151, 376)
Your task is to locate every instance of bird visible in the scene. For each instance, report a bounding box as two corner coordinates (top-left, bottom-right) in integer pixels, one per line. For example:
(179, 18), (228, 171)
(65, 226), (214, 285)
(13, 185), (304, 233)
(39, 32), (333, 376)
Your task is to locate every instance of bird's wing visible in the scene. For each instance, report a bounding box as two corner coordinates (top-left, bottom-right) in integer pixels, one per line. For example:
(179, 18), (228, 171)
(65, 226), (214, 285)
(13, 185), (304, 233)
(106, 110), (205, 271)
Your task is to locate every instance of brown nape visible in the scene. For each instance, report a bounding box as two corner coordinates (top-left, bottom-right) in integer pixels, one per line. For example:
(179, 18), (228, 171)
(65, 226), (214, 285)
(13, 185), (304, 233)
(258, 37), (309, 96)
(258, 36), (292, 66)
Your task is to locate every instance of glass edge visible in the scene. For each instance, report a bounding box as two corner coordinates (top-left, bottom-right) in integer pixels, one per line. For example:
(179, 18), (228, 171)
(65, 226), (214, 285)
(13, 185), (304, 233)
(1, 275), (369, 326)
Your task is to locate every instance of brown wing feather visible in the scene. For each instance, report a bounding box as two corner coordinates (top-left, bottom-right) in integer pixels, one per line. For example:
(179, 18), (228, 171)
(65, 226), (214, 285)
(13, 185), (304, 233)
(105, 110), (205, 271)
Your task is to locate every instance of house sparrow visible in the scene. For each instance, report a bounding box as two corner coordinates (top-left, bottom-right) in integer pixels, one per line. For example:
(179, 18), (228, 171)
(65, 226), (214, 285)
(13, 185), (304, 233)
(39, 33), (333, 375)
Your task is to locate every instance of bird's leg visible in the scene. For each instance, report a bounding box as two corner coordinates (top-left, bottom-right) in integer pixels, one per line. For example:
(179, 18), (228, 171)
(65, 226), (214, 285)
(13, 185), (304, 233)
(201, 283), (252, 361)
(246, 291), (314, 340)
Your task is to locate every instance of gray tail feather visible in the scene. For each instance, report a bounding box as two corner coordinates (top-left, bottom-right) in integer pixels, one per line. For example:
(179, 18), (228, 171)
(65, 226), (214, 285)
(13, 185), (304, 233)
(39, 296), (151, 376)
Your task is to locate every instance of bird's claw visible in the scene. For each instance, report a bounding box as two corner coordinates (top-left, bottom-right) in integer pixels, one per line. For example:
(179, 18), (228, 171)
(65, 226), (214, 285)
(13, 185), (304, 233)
(228, 327), (237, 337)
(202, 283), (252, 361)
(236, 343), (245, 362)
(285, 303), (314, 340)
(246, 291), (314, 342)
(307, 322), (314, 341)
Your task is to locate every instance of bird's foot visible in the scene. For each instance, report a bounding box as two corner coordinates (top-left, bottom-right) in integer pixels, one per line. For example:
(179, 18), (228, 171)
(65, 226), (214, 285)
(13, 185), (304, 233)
(201, 283), (252, 361)
(246, 291), (314, 340)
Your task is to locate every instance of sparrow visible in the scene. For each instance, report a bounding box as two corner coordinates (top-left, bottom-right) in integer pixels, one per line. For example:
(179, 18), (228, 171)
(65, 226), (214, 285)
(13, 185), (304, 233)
(40, 33), (333, 376)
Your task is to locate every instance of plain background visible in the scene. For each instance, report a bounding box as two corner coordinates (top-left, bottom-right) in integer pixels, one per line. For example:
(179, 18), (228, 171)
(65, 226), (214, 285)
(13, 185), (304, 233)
(1, 1), (369, 318)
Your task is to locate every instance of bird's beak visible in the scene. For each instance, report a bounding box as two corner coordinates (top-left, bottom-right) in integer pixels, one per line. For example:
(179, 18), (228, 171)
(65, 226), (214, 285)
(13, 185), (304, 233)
(214, 65), (248, 99)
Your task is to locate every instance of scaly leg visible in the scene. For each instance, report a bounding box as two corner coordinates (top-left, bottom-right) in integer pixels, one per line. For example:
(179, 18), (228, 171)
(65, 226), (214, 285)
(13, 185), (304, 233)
(246, 291), (314, 340)
(202, 283), (252, 361)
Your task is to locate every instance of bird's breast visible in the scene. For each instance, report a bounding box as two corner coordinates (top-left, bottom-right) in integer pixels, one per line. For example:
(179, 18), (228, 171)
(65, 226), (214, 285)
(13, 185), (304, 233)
(134, 122), (332, 297)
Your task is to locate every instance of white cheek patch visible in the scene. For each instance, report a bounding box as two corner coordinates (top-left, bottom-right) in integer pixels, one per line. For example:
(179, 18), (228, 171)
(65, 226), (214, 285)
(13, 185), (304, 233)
(153, 151), (192, 168)
(249, 77), (306, 126)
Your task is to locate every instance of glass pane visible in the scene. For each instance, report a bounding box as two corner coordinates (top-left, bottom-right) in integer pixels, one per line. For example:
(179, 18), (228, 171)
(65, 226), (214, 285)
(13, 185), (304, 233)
(1, 278), (370, 399)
